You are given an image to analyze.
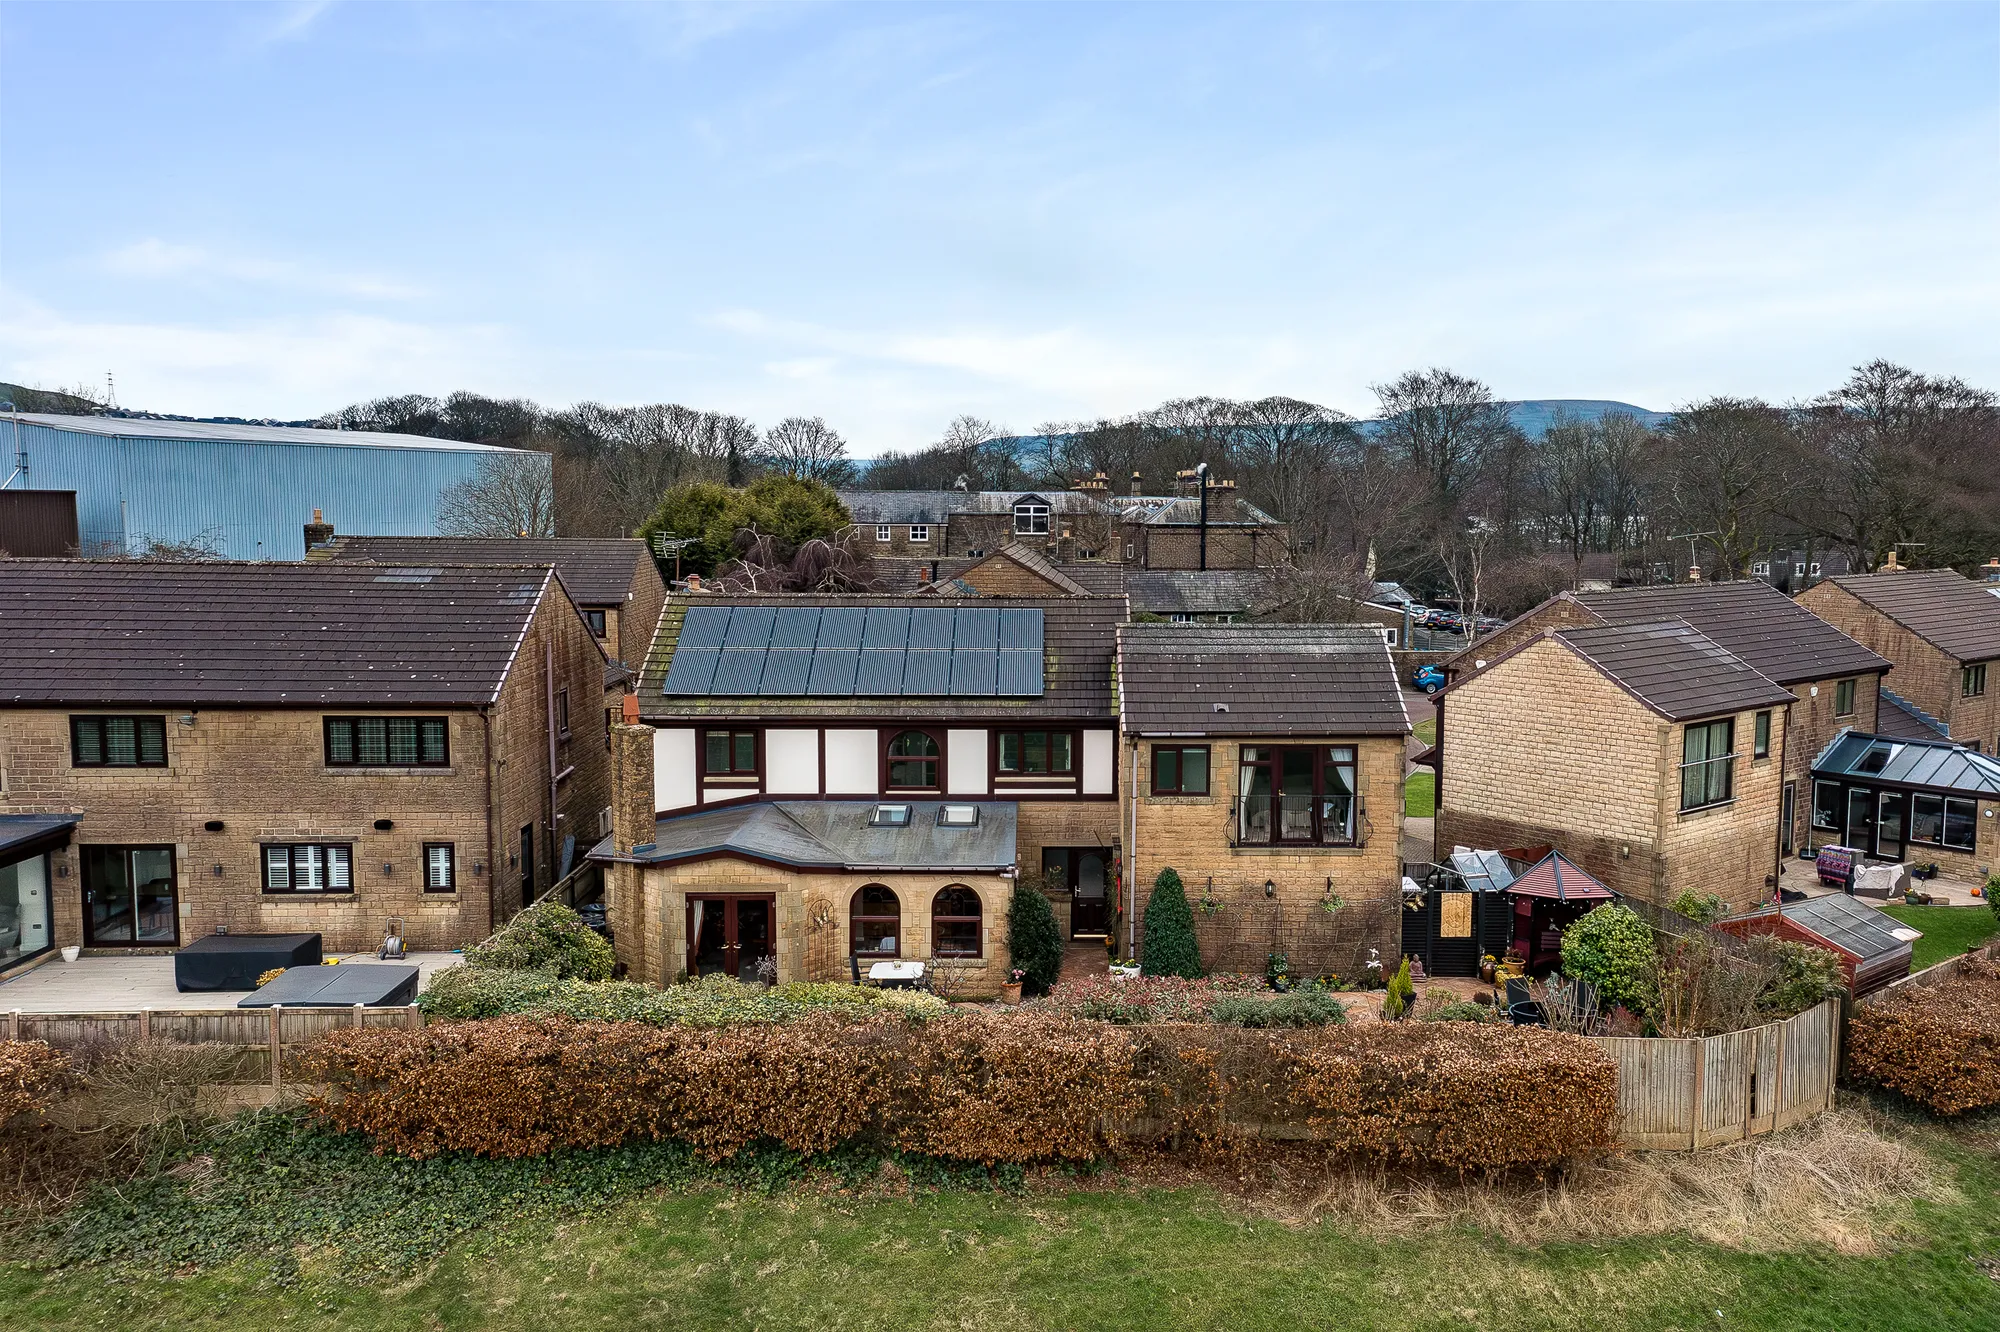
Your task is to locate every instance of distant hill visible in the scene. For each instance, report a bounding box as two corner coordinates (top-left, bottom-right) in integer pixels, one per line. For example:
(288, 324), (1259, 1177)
(1499, 399), (1669, 436)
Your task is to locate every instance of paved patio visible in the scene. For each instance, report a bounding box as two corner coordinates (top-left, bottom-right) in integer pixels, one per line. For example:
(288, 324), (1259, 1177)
(0, 951), (463, 1014)
(1778, 855), (1987, 907)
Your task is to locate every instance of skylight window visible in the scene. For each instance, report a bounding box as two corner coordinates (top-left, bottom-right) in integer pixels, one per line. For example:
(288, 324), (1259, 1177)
(1855, 743), (1901, 775)
(938, 804), (979, 827)
(870, 804), (911, 827)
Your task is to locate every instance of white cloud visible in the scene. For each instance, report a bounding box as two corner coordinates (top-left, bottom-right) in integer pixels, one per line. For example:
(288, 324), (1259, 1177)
(101, 239), (424, 301)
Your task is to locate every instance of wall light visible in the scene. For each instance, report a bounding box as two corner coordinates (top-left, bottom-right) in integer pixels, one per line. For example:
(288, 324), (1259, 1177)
(1264, 879), (1276, 898)
(382, 863), (394, 876)
(373, 818), (395, 832)
(212, 864), (223, 877)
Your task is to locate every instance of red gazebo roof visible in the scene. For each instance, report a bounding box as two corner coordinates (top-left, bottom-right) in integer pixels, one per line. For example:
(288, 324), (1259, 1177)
(1507, 851), (1614, 902)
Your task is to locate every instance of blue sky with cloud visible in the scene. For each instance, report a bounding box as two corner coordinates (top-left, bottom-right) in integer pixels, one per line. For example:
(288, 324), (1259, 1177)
(1, 1), (1994, 450)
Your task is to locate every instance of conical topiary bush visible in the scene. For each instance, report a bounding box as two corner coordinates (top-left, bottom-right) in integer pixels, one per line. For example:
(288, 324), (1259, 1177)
(1141, 868), (1203, 978)
(1007, 882), (1065, 996)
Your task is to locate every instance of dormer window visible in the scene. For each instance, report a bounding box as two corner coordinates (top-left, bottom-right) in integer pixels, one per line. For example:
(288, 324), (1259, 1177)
(1013, 500), (1050, 535)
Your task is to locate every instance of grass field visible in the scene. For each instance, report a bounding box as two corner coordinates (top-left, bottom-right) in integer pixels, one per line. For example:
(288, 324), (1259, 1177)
(1414, 716), (1437, 746)
(1880, 903), (1999, 971)
(1404, 769), (1435, 818)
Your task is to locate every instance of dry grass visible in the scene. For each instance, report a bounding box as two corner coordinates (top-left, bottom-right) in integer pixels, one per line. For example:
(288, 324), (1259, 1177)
(1181, 1107), (1952, 1255)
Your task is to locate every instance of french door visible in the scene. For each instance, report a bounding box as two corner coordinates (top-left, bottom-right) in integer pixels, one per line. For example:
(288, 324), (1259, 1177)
(81, 846), (179, 947)
(686, 895), (775, 979)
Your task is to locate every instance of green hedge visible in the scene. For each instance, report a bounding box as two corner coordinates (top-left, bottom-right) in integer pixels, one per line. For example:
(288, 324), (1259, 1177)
(419, 968), (947, 1025)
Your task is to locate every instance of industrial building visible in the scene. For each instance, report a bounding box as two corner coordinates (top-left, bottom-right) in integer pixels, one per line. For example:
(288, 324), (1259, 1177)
(0, 413), (547, 560)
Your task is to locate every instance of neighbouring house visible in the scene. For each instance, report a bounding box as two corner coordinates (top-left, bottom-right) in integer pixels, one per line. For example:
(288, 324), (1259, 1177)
(1716, 892), (1915, 997)
(1126, 570), (1272, 624)
(0, 814), (76, 971)
(1799, 568), (2000, 756)
(593, 594), (1125, 992)
(1804, 731), (1999, 878)
(1446, 580), (1889, 858)
(309, 530), (668, 673)
(1116, 624), (1410, 973)
(0, 560), (611, 966)
(1435, 619), (1797, 912)
(869, 545), (1126, 598)
(1750, 547), (1850, 595)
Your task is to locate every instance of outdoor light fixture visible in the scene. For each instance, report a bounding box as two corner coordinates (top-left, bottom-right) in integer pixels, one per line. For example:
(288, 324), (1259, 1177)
(473, 861), (485, 876)
(373, 818), (394, 831)
(203, 820), (225, 832)
(382, 863), (394, 876)
(212, 864), (223, 877)
(1264, 879), (1276, 898)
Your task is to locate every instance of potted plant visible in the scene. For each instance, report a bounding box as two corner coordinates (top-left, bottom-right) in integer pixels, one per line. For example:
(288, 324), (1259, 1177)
(1109, 957), (1141, 979)
(1479, 953), (1498, 984)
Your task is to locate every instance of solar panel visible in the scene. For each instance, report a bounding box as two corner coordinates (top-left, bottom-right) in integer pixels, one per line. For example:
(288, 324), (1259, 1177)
(807, 647), (860, 695)
(908, 607), (955, 649)
(998, 607), (1044, 648)
(949, 648), (998, 695)
(855, 650), (905, 695)
(997, 650), (1043, 696)
(771, 606), (823, 649)
(678, 605), (731, 649)
(862, 606), (911, 649)
(661, 647), (721, 694)
(816, 606), (865, 650)
(953, 607), (1001, 649)
(722, 605), (776, 650)
(757, 649), (813, 695)
(712, 649), (766, 692)
(901, 649), (952, 695)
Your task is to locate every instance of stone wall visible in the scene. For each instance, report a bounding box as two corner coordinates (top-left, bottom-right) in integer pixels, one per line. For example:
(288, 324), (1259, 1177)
(616, 556), (670, 670)
(1800, 581), (2000, 749)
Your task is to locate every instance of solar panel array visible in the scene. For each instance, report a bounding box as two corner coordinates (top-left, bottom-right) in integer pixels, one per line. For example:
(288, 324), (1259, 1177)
(661, 605), (1046, 697)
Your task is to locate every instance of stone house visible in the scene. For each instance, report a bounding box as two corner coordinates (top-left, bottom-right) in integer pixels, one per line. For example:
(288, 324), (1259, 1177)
(1805, 731), (1998, 878)
(1117, 624), (1410, 974)
(311, 531), (668, 673)
(1799, 569), (2000, 756)
(1447, 580), (1888, 858)
(593, 593), (1125, 994)
(1436, 619), (1798, 913)
(0, 560), (610, 967)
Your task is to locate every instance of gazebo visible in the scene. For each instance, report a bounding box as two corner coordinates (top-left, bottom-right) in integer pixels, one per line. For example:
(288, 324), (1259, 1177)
(1504, 851), (1615, 970)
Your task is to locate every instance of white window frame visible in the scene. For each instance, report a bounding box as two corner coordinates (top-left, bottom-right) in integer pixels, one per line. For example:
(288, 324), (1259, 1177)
(876, 525), (892, 542)
(908, 524), (929, 543)
(1013, 502), (1050, 535)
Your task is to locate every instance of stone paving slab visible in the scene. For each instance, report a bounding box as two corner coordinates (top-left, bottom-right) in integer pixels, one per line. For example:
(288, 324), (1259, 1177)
(0, 951), (463, 1014)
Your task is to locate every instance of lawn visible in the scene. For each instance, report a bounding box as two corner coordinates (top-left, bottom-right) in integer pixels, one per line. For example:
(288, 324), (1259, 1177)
(1414, 716), (1437, 746)
(1880, 903), (1999, 971)
(1404, 769), (1435, 818)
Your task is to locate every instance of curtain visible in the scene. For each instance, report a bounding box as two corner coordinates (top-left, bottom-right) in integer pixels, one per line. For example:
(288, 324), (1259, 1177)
(688, 899), (707, 972)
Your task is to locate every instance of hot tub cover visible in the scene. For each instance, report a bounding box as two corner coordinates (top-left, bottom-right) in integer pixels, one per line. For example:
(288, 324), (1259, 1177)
(175, 933), (322, 992)
(237, 963), (419, 1008)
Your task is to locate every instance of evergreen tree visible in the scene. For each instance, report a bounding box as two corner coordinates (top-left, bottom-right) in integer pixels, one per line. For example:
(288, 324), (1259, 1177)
(1007, 883), (1065, 996)
(1141, 868), (1203, 978)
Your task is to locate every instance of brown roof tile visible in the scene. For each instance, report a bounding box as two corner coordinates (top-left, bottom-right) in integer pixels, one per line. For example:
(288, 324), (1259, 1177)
(1824, 569), (2000, 663)
(1551, 620), (1797, 721)
(321, 535), (647, 606)
(1117, 624), (1408, 736)
(1572, 579), (1889, 683)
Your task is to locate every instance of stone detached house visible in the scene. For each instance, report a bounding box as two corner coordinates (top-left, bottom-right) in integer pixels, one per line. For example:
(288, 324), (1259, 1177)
(0, 560), (610, 967)
(310, 531), (668, 673)
(1447, 580), (1889, 857)
(1116, 624), (1410, 973)
(1436, 619), (1797, 913)
(592, 593), (1125, 995)
(1799, 569), (2000, 756)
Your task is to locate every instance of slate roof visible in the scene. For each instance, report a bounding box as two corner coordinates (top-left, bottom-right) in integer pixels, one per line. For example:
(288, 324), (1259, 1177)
(1543, 620), (1797, 721)
(321, 535), (647, 606)
(593, 800), (1017, 871)
(640, 594), (1120, 721)
(1126, 570), (1272, 617)
(0, 560), (550, 706)
(1825, 570), (2000, 663)
(0, 813), (81, 858)
(1106, 493), (1281, 526)
(1569, 580), (1888, 684)
(1876, 688), (1950, 742)
(1117, 624), (1409, 736)
(1811, 730), (2000, 797)
(873, 557), (1125, 598)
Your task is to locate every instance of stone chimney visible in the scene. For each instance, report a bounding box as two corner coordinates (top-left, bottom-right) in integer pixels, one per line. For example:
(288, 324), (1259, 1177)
(609, 696), (655, 856)
(1174, 468), (1202, 497)
(1075, 471), (1109, 498)
(685, 573), (703, 592)
(1881, 549), (1904, 572)
(1129, 471), (1144, 497)
(1982, 557), (2000, 584)
(303, 507), (334, 552)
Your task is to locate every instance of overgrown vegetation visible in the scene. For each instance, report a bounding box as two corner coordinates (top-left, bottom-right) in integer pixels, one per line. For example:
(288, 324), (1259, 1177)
(1030, 974), (1342, 1027)
(465, 900), (617, 979)
(635, 474), (854, 582)
(418, 968), (947, 1024)
(1849, 952), (2000, 1114)
(1140, 868), (1203, 978)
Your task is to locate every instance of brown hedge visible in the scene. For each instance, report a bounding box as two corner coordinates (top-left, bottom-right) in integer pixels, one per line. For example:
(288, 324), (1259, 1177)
(297, 1014), (1618, 1170)
(0, 1040), (76, 1123)
(1849, 956), (2000, 1115)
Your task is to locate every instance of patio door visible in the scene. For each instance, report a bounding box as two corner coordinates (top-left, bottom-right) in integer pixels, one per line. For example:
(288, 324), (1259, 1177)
(80, 846), (179, 947)
(1844, 788), (1875, 855)
(1874, 791), (1904, 861)
(686, 895), (775, 979)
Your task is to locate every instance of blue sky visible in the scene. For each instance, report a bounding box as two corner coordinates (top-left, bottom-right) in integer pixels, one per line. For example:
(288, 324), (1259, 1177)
(2, 2), (1995, 451)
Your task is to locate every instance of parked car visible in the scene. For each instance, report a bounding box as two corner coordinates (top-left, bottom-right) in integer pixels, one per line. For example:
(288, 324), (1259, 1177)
(1474, 615), (1507, 634)
(1411, 664), (1447, 694)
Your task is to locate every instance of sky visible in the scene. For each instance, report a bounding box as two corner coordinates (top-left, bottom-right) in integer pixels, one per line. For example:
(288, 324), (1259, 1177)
(1, 2), (1996, 453)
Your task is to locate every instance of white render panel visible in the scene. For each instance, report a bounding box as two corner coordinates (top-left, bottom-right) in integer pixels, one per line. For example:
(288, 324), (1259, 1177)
(823, 728), (879, 794)
(1082, 729), (1115, 794)
(702, 787), (758, 806)
(654, 728), (697, 811)
(947, 729), (989, 794)
(764, 728), (820, 794)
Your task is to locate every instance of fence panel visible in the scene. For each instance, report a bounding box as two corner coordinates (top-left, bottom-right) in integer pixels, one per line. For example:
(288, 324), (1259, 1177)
(1591, 1036), (1697, 1148)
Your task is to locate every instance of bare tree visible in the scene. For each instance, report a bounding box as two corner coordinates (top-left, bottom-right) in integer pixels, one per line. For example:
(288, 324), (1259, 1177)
(758, 416), (854, 485)
(864, 415), (1027, 491)
(1533, 408), (1606, 573)
(1370, 368), (1516, 515)
(437, 451), (556, 537)
(1655, 398), (1790, 579)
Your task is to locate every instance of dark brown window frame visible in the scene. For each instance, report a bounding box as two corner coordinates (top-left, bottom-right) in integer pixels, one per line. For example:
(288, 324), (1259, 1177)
(79, 844), (180, 947)
(1965, 663), (1988, 699)
(1151, 743), (1212, 796)
(1236, 744), (1359, 845)
(1679, 718), (1736, 812)
(557, 688), (571, 739)
(701, 728), (762, 778)
(993, 729), (1078, 781)
(850, 883), (901, 958)
(260, 842), (356, 895)
(324, 716), (450, 768)
(931, 884), (983, 958)
(1833, 678), (1856, 718)
(582, 608), (608, 637)
(1753, 710), (1772, 760)
(423, 842), (456, 893)
(69, 715), (169, 769)
(882, 727), (946, 792)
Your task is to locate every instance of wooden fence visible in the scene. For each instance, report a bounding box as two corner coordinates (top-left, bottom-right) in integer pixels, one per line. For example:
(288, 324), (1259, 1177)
(1586, 998), (1840, 1150)
(4, 1006), (424, 1086)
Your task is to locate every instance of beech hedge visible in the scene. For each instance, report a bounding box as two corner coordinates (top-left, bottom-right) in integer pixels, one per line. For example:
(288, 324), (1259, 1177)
(0, 1039), (76, 1122)
(1849, 955), (2000, 1115)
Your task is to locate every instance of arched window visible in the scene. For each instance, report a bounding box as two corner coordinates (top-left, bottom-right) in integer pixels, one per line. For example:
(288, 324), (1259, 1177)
(932, 885), (982, 958)
(885, 730), (941, 790)
(850, 884), (900, 958)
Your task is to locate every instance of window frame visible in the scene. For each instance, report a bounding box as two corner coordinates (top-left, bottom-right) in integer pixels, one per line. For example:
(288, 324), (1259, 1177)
(1679, 718), (1736, 813)
(582, 608), (607, 637)
(930, 885), (983, 958)
(908, 524), (930, 543)
(423, 842), (457, 893)
(69, 715), (169, 769)
(1964, 663), (1988, 698)
(850, 884), (901, 959)
(882, 728), (945, 792)
(1910, 793), (1977, 850)
(323, 716), (451, 769)
(700, 728), (761, 779)
(261, 842), (355, 895)
(1150, 744), (1212, 796)
(1833, 678), (1856, 718)
(875, 524), (893, 542)
(1812, 779), (1843, 831)
(557, 687), (571, 739)
(1236, 744), (1359, 846)
(993, 729), (1077, 779)
(1013, 501), (1051, 536)
(1753, 710), (1772, 760)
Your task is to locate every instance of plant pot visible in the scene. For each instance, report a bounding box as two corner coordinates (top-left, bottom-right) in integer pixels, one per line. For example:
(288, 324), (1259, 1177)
(1000, 982), (1023, 1005)
(1479, 961), (1496, 983)
(60, 945), (80, 963)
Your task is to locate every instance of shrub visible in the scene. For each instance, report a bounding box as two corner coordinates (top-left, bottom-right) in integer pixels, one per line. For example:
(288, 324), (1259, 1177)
(1006, 883), (1065, 997)
(1141, 868), (1203, 979)
(1426, 1001), (1492, 1023)
(1988, 875), (2000, 922)
(1030, 973), (1263, 1024)
(0, 1039), (76, 1122)
(1381, 957), (1415, 1020)
(1208, 991), (1347, 1028)
(1758, 938), (1846, 1016)
(1848, 956), (2000, 1114)
(1560, 905), (1655, 1009)
(418, 967), (948, 1025)
(466, 902), (616, 980)
(1669, 889), (1729, 925)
